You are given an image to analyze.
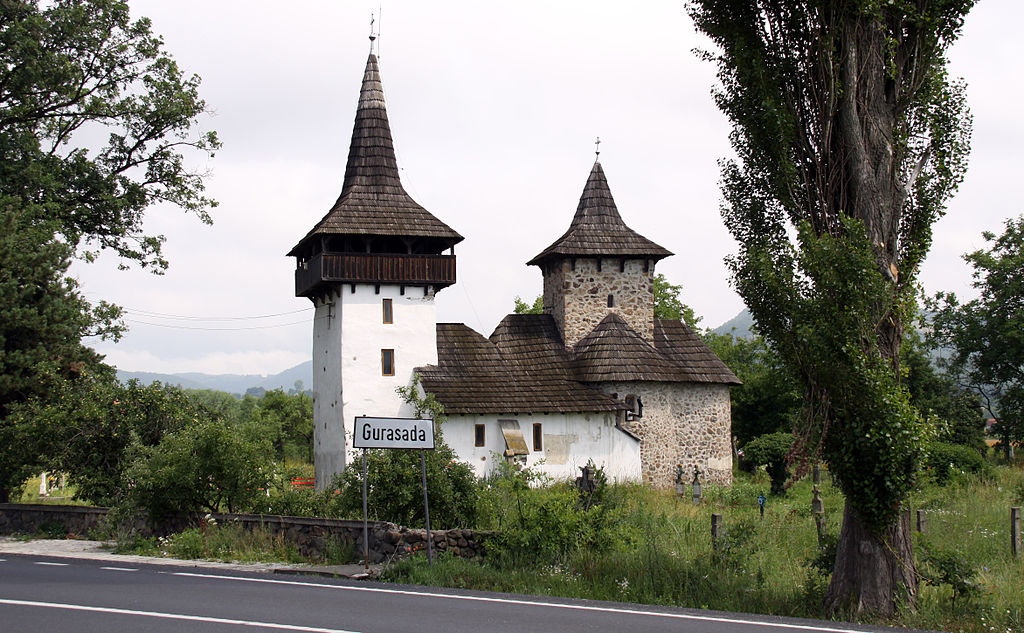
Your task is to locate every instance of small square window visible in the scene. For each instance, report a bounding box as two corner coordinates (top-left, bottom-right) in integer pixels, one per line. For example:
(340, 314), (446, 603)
(381, 349), (394, 376)
(382, 298), (393, 324)
(533, 423), (543, 452)
(474, 424), (485, 447)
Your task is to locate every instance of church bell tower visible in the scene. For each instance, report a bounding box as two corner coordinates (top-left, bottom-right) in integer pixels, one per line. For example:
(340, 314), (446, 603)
(288, 45), (462, 490)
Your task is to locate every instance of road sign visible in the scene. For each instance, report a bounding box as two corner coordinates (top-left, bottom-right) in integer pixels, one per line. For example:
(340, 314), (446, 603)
(353, 416), (435, 450)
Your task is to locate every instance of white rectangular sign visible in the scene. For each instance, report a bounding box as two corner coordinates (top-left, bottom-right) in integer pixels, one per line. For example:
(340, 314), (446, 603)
(352, 416), (435, 449)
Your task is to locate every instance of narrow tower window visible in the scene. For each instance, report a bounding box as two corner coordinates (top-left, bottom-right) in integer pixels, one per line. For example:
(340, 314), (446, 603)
(607, 294), (614, 308)
(474, 424), (485, 447)
(382, 298), (393, 324)
(533, 423), (543, 451)
(381, 349), (395, 376)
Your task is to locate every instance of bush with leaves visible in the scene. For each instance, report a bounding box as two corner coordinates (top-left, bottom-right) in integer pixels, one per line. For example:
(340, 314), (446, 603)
(332, 444), (477, 528)
(918, 541), (983, 612)
(331, 378), (477, 528)
(741, 432), (794, 496)
(125, 418), (275, 520)
(922, 441), (987, 485)
(477, 460), (628, 565)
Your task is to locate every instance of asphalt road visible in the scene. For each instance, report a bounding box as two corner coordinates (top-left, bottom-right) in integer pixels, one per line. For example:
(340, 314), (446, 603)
(0, 554), (929, 633)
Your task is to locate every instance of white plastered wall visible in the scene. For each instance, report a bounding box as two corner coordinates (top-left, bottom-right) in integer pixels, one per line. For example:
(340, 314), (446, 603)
(442, 412), (641, 482)
(312, 284), (438, 490)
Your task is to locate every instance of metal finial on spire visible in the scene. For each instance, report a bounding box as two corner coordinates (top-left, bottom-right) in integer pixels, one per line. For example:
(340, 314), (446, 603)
(595, 136), (601, 161)
(369, 13), (377, 50)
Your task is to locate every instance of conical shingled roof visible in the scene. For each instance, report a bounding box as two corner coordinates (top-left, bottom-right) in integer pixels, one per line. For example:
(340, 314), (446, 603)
(288, 53), (462, 256)
(573, 313), (681, 382)
(528, 161), (672, 266)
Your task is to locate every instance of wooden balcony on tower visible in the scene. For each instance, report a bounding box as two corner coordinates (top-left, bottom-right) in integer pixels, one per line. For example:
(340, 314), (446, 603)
(295, 252), (456, 297)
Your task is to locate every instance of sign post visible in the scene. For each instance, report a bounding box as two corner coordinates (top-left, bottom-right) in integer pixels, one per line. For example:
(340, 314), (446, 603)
(353, 417), (436, 566)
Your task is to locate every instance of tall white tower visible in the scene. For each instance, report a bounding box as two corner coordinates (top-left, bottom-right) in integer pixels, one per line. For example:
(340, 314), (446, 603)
(288, 49), (462, 490)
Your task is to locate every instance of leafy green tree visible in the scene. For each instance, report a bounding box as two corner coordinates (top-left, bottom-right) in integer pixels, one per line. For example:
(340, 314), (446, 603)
(689, 0), (974, 615)
(125, 418), (274, 519)
(7, 368), (209, 505)
(741, 432), (794, 496)
(0, 0), (217, 500)
(652, 273), (701, 329)
(254, 389), (314, 463)
(513, 295), (543, 314)
(0, 0), (219, 269)
(0, 208), (116, 501)
(929, 215), (1024, 457)
(902, 331), (985, 453)
(704, 332), (801, 446)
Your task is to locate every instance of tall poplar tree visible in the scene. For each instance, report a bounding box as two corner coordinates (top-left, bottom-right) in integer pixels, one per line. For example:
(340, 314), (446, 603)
(687, 0), (973, 615)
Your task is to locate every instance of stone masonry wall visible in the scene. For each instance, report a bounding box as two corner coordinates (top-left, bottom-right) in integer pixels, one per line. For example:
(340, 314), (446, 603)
(543, 257), (654, 347)
(0, 504), (486, 563)
(600, 382), (733, 487)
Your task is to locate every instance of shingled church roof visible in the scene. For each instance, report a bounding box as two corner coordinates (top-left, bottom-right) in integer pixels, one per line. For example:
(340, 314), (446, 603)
(527, 161), (672, 266)
(288, 53), (462, 257)
(417, 319), (626, 415)
(417, 313), (739, 415)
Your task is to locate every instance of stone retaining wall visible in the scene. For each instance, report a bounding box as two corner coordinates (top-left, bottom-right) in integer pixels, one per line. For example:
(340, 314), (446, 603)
(0, 504), (485, 562)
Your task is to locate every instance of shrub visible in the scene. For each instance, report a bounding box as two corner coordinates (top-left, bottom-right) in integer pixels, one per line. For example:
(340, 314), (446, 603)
(922, 441), (987, 485)
(741, 432), (794, 495)
(125, 418), (275, 520)
(332, 443), (476, 528)
(477, 461), (628, 565)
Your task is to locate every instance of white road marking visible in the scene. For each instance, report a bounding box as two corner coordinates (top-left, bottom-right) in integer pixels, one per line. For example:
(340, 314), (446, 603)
(0, 598), (361, 633)
(99, 566), (138, 572)
(171, 572), (874, 633)
(34, 562), (68, 566)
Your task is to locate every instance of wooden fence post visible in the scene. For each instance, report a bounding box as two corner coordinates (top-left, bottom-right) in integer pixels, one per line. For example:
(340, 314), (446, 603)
(1012, 507), (1021, 558)
(916, 509), (926, 534)
(711, 513), (723, 550)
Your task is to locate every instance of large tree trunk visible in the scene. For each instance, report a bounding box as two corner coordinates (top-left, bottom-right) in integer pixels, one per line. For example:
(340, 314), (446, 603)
(825, 500), (917, 616)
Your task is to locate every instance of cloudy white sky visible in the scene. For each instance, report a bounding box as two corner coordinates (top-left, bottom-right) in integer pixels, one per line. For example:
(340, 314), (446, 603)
(74, 0), (1023, 377)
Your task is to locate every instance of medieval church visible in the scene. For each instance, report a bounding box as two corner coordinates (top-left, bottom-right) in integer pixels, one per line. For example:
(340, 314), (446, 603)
(288, 48), (739, 490)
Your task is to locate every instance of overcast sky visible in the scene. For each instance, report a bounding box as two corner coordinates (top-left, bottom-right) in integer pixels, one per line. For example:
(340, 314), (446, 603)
(73, 0), (1023, 377)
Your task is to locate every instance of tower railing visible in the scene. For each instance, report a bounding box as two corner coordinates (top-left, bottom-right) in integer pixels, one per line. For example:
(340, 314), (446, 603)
(295, 252), (456, 297)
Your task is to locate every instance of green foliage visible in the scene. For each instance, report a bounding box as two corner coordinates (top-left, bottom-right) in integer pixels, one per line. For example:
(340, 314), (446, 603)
(251, 389), (313, 463)
(125, 418), (275, 519)
(513, 295), (543, 314)
(6, 367), (208, 505)
(0, 0), (219, 270)
(0, 0), (217, 500)
(0, 207), (113, 501)
(477, 460), (628, 565)
(331, 377), (477, 528)
(741, 432), (793, 495)
(704, 333), (802, 445)
(922, 441), (987, 485)
(929, 215), (1024, 452)
(687, 0), (974, 557)
(652, 273), (702, 329)
(903, 330), (986, 453)
(918, 541), (982, 611)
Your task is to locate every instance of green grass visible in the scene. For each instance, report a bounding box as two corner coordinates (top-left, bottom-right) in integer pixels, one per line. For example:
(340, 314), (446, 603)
(17, 474), (90, 506)
(115, 521), (358, 566)
(382, 464), (1024, 633)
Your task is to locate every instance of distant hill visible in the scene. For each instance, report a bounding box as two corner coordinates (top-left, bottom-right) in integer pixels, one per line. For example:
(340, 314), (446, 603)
(711, 309), (755, 339)
(117, 360), (313, 395)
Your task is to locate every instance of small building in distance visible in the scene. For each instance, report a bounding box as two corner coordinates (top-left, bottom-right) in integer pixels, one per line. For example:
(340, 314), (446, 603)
(289, 43), (739, 489)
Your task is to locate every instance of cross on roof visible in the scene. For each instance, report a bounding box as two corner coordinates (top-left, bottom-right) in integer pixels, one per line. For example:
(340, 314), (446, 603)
(595, 136), (601, 159)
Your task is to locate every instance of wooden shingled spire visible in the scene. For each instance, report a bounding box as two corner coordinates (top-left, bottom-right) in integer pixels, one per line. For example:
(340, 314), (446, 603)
(527, 161), (672, 266)
(288, 53), (462, 258)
